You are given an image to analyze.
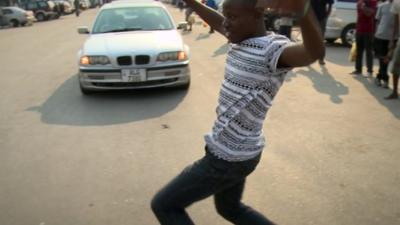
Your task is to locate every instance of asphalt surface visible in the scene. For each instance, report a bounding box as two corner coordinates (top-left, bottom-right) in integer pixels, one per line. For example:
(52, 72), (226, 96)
(0, 4), (400, 225)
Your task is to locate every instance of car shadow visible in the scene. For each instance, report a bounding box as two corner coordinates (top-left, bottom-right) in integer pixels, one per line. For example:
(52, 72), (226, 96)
(353, 75), (400, 119)
(287, 65), (349, 104)
(26, 75), (189, 126)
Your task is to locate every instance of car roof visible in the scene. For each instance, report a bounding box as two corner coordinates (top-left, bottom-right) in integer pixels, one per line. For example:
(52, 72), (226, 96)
(102, 0), (164, 9)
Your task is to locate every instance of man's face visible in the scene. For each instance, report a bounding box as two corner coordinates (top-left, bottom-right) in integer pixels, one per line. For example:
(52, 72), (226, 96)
(222, 0), (261, 43)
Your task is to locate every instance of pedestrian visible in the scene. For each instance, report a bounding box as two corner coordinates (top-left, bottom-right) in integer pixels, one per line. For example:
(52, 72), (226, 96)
(206, 0), (218, 33)
(374, 0), (397, 88)
(74, 0), (80, 17)
(310, 0), (334, 65)
(385, 0), (400, 99)
(278, 17), (294, 39)
(350, 0), (378, 76)
(151, 0), (325, 224)
(185, 7), (195, 31)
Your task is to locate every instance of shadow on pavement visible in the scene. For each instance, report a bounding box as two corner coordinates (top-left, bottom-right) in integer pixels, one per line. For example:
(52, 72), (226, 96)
(26, 75), (189, 126)
(324, 44), (353, 67)
(196, 33), (211, 41)
(353, 75), (400, 119)
(288, 65), (349, 104)
(213, 43), (229, 57)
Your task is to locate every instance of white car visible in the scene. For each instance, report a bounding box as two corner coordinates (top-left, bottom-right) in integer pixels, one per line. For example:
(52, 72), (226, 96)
(325, 0), (357, 46)
(77, 0), (191, 94)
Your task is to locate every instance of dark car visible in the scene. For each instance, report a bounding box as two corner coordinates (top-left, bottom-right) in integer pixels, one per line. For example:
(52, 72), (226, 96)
(19, 0), (58, 21)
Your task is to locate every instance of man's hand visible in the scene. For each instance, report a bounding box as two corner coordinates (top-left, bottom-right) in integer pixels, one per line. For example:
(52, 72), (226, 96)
(182, 0), (225, 34)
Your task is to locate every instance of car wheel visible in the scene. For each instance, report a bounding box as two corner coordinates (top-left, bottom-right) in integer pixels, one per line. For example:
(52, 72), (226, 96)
(36, 13), (45, 21)
(272, 18), (280, 32)
(341, 24), (356, 47)
(325, 38), (336, 44)
(11, 19), (19, 27)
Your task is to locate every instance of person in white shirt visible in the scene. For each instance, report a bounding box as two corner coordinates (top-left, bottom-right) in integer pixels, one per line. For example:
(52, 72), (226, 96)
(151, 0), (325, 224)
(385, 0), (400, 99)
(374, 0), (397, 88)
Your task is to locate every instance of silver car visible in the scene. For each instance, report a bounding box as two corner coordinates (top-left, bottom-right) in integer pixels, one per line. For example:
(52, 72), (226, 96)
(1, 7), (35, 27)
(77, 0), (190, 94)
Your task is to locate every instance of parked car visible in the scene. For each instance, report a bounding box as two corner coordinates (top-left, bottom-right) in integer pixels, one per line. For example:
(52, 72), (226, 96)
(0, 7), (10, 27)
(76, 0), (191, 94)
(325, 0), (357, 46)
(53, 0), (74, 14)
(1, 6), (35, 27)
(19, 0), (59, 21)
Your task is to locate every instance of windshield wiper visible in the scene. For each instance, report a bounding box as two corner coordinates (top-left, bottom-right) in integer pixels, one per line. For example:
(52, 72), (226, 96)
(101, 28), (142, 33)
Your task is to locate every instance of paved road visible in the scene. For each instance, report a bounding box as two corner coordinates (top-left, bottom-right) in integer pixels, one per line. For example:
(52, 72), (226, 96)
(1, 5), (400, 225)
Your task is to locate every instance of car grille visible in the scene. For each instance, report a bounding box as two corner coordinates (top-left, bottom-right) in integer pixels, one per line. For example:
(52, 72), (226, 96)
(91, 78), (178, 88)
(135, 55), (150, 65)
(117, 56), (132, 66)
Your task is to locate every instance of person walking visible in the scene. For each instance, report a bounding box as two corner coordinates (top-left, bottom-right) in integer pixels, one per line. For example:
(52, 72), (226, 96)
(151, 0), (325, 224)
(374, 0), (397, 88)
(205, 0), (218, 33)
(74, 0), (80, 17)
(350, 0), (378, 76)
(279, 17), (294, 39)
(385, 0), (400, 99)
(310, 0), (334, 65)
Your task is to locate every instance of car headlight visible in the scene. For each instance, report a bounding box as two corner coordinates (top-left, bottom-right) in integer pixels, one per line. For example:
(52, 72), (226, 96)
(80, 56), (111, 65)
(157, 51), (187, 62)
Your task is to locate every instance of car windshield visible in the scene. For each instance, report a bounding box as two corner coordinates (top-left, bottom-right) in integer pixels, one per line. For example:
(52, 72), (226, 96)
(92, 7), (174, 34)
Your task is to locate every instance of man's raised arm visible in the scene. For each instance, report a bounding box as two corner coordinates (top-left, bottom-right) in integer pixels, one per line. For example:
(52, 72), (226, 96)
(182, 0), (226, 34)
(278, 6), (325, 68)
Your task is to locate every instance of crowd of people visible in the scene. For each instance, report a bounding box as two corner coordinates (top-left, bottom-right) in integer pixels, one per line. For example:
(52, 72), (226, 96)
(350, 0), (400, 100)
(170, 0), (400, 100)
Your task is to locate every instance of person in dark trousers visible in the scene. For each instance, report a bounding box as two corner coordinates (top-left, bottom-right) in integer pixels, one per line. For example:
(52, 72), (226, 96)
(385, 0), (400, 99)
(278, 17), (294, 39)
(350, 0), (377, 76)
(74, 0), (80, 17)
(374, 0), (397, 88)
(206, 0), (218, 33)
(150, 0), (325, 224)
(310, 0), (334, 65)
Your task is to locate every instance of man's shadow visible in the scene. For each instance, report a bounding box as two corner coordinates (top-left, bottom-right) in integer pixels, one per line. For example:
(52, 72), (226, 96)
(288, 65), (349, 104)
(353, 75), (400, 119)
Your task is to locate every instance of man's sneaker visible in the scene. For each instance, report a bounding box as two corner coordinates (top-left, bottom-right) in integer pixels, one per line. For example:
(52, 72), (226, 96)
(350, 71), (361, 75)
(374, 78), (382, 86)
(382, 81), (389, 89)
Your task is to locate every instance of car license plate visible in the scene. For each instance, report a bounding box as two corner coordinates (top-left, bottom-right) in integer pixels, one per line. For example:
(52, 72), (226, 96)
(121, 69), (146, 82)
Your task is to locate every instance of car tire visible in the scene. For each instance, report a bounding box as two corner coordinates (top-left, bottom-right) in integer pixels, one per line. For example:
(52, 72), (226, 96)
(326, 38), (336, 44)
(341, 24), (356, 47)
(11, 19), (19, 27)
(36, 13), (45, 22)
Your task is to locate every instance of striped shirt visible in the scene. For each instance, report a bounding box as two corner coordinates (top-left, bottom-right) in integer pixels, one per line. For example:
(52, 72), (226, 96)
(205, 34), (292, 162)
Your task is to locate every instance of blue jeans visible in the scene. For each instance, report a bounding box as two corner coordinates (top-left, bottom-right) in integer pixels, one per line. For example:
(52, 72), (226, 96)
(151, 146), (276, 225)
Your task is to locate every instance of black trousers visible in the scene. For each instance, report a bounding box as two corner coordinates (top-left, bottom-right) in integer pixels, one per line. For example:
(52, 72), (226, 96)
(355, 33), (374, 73)
(151, 147), (275, 225)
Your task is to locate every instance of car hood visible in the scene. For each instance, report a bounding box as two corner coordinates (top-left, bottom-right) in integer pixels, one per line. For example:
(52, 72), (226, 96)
(82, 30), (185, 56)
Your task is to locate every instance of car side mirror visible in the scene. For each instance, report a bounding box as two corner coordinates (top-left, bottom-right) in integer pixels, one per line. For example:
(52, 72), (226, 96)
(77, 26), (90, 34)
(177, 22), (188, 30)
